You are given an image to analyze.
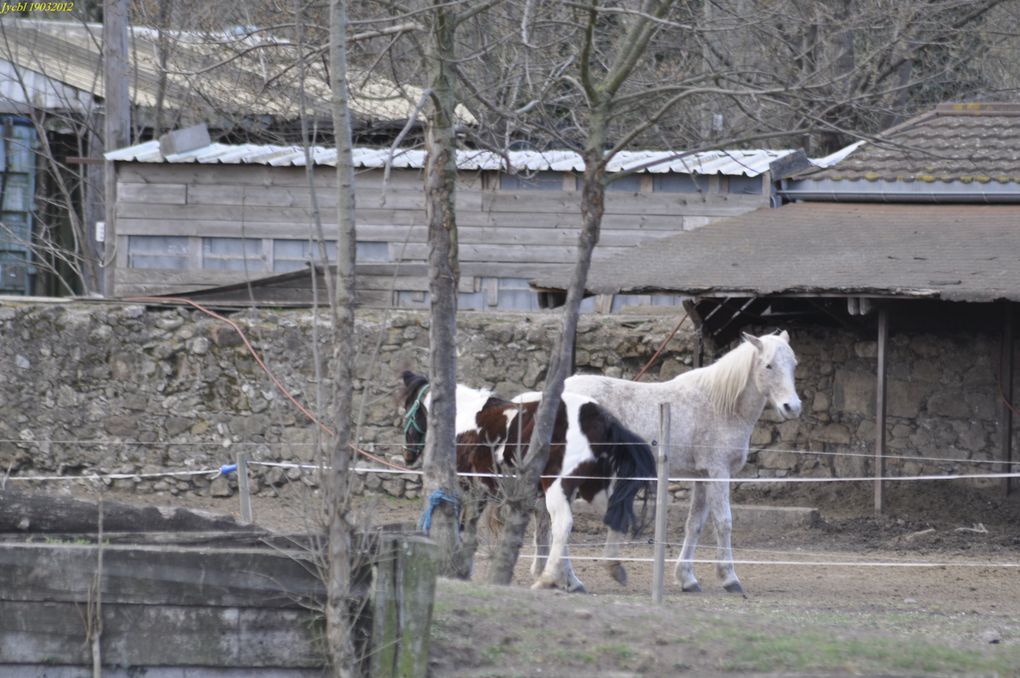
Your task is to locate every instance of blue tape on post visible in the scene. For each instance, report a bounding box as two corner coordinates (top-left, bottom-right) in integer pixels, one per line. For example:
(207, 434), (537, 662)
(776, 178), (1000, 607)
(220, 463), (238, 475)
(418, 489), (460, 535)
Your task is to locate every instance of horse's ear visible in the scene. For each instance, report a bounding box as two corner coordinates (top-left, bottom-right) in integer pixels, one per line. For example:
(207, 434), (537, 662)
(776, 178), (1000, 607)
(741, 332), (764, 352)
(778, 330), (790, 344)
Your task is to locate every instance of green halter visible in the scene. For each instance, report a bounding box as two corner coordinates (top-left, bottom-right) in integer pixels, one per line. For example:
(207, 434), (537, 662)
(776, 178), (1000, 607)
(403, 384), (430, 437)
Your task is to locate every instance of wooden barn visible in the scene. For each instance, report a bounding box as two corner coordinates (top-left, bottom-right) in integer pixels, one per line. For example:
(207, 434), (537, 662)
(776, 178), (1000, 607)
(0, 16), (455, 296)
(532, 102), (1020, 509)
(105, 130), (813, 311)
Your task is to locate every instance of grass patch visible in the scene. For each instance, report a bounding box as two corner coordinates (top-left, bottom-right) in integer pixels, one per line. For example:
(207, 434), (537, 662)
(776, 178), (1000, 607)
(594, 641), (637, 665)
(720, 630), (1017, 674)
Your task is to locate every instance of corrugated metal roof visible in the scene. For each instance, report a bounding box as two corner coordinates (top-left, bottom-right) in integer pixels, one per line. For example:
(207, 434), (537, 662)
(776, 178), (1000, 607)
(0, 17), (468, 124)
(106, 141), (802, 176)
(530, 203), (1020, 303)
(797, 103), (1020, 184)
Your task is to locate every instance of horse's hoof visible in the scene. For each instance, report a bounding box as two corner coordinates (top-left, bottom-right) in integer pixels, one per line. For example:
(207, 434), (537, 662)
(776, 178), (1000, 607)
(681, 582), (703, 593)
(531, 579), (557, 590)
(607, 562), (628, 586)
(724, 581), (745, 595)
(566, 583), (588, 594)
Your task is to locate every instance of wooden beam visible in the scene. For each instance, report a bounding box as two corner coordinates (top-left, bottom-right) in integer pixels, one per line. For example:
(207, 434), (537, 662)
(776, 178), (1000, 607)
(999, 301), (1015, 496)
(875, 307), (889, 514)
(103, 0), (131, 297)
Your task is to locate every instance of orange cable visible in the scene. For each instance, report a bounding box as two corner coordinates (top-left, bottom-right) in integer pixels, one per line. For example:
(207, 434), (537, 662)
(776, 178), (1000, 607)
(632, 311), (689, 382)
(125, 296), (417, 472)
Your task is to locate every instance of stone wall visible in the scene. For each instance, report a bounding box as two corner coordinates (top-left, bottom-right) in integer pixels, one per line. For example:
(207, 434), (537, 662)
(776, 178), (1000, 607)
(0, 302), (1010, 503)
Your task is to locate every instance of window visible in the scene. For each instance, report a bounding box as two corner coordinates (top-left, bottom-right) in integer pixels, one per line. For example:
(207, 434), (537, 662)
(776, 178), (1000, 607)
(727, 175), (763, 195)
(652, 174), (707, 193)
(606, 174), (643, 192)
(273, 239), (335, 272)
(127, 235), (189, 269)
(274, 240), (389, 272)
(499, 171), (566, 191)
(357, 242), (390, 262)
(202, 237), (265, 271)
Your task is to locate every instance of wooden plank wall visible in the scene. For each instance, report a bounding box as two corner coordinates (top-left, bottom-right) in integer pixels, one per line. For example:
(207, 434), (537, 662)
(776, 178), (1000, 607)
(113, 164), (768, 309)
(0, 542), (325, 673)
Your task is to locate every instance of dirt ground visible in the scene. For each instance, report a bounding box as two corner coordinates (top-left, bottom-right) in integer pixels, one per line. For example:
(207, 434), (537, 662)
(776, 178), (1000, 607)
(57, 479), (1020, 675)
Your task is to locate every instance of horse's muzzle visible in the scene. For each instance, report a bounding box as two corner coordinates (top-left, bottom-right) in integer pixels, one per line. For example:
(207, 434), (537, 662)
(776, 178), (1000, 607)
(779, 399), (803, 419)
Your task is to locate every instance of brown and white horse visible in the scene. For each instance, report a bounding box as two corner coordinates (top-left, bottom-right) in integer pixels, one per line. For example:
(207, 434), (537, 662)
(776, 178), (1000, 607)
(400, 370), (654, 592)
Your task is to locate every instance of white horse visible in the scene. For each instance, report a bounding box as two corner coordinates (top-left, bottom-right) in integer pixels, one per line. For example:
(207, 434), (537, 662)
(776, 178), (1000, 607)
(565, 330), (801, 594)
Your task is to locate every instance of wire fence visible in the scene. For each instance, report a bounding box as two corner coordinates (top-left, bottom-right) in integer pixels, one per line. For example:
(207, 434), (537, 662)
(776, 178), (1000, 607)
(5, 435), (1020, 582)
(3, 438), (1015, 487)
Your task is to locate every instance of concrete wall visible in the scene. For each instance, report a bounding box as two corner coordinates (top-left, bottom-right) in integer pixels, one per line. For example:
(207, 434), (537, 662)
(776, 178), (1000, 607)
(0, 301), (1009, 502)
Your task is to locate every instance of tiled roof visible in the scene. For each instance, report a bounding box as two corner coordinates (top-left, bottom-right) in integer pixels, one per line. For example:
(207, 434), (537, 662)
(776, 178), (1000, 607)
(802, 103), (1020, 184)
(530, 202), (1020, 303)
(106, 141), (804, 177)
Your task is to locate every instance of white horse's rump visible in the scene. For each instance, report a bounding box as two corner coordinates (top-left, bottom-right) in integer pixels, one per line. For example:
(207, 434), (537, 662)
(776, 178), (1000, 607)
(565, 330), (801, 594)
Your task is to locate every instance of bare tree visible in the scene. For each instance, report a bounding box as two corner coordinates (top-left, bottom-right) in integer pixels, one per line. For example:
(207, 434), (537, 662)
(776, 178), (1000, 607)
(417, 0), (466, 579)
(324, 0), (358, 673)
(340, 0), (1020, 584)
(485, 0), (676, 584)
(0, 22), (105, 295)
(416, 0), (500, 579)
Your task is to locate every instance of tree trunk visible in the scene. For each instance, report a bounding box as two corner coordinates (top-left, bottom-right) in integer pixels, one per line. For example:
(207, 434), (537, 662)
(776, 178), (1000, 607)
(485, 1), (669, 585)
(487, 127), (608, 585)
(326, 0), (357, 674)
(422, 2), (470, 579)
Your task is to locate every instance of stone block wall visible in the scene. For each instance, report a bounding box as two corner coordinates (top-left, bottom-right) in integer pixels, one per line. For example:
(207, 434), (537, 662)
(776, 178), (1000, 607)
(0, 302), (1010, 503)
(747, 324), (1008, 490)
(0, 303), (697, 501)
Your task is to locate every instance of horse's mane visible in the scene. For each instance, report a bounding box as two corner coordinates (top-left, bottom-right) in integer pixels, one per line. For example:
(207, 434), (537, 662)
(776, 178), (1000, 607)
(691, 340), (772, 415)
(399, 370), (430, 406)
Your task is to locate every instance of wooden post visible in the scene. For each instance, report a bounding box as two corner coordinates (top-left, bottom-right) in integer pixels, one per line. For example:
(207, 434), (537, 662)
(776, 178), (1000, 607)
(102, 0), (130, 297)
(370, 534), (439, 678)
(999, 301), (1014, 496)
(874, 307), (888, 514)
(236, 453), (253, 524)
(651, 403), (670, 604)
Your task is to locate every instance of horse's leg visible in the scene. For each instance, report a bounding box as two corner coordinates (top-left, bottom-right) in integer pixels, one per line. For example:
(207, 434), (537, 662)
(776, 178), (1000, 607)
(675, 481), (708, 593)
(603, 527), (627, 586)
(530, 499), (551, 578)
(561, 542), (586, 592)
(706, 474), (743, 594)
(533, 482), (585, 592)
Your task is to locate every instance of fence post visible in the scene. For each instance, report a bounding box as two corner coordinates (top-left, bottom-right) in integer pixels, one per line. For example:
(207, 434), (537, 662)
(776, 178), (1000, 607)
(651, 402), (670, 604)
(370, 533), (439, 678)
(236, 452), (253, 524)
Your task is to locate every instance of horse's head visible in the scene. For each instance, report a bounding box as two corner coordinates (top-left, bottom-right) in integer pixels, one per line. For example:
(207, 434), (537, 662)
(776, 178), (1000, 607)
(399, 370), (430, 466)
(742, 330), (802, 420)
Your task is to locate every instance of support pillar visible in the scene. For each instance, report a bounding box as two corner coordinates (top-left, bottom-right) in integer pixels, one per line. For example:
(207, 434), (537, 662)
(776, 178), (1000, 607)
(999, 301), (1014, 496)
(874, 307), (888, 514)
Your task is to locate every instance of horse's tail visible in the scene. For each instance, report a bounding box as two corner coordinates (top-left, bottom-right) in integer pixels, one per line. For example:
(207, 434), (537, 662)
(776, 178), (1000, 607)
(600, 412), (656, 536)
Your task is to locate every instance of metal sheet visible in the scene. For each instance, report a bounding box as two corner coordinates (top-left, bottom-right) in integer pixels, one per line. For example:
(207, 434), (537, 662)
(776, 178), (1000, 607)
(106, 140), (804, 176)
